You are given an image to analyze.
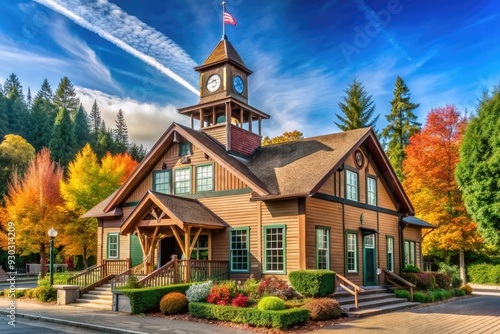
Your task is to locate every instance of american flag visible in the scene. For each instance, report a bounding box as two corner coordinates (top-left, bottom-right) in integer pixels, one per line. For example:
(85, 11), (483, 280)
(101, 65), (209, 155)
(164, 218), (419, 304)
(223, 9), (237, 25)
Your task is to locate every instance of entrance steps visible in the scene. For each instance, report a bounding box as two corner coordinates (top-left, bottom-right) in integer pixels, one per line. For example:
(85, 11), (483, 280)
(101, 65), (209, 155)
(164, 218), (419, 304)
(334, 286), (419, 318)
(73, 284), (113, 310)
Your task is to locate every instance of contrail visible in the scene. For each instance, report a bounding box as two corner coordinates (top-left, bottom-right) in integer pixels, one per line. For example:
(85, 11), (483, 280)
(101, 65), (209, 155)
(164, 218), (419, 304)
(34, 0), (199, 95)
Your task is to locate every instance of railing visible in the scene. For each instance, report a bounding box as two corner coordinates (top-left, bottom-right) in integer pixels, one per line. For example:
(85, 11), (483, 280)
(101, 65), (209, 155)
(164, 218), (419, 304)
(110, 262), (148, 291)
(139, 260), (229, 288)
(382, 268), (415, 302)
(335, 273), (366, 309)
(67, 259), (131, 293)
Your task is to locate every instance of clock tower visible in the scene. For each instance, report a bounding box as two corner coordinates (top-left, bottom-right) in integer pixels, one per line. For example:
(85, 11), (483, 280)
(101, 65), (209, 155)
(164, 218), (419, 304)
(178, 36), (270, 158)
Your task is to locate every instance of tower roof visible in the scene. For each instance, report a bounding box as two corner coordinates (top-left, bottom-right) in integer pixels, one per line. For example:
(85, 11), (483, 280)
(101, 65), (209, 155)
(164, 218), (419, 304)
(195, 38), (252, 74)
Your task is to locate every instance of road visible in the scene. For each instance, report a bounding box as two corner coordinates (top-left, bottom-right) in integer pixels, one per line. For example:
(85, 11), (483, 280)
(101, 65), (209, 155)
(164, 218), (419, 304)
(0, 281), (38, 290)
(0, 317), (105, 334)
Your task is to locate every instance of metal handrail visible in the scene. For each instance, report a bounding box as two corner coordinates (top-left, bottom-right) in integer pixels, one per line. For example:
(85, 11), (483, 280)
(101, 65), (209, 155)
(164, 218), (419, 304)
(335, 273), (366, 309)
(382, 268), (415, 301)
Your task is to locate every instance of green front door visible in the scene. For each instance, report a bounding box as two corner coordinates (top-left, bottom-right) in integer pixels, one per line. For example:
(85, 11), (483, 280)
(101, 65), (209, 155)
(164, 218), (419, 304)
(363, 234), (377, 286)
(130, 234), (143, 267)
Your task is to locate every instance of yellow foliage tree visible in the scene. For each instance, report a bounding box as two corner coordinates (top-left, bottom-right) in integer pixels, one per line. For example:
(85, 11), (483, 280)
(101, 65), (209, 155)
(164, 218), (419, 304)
(262, 130), (303, 146)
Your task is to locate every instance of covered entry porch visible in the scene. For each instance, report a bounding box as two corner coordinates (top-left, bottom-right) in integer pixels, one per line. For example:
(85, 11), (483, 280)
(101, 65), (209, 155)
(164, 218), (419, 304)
(120, 190), (229, 284)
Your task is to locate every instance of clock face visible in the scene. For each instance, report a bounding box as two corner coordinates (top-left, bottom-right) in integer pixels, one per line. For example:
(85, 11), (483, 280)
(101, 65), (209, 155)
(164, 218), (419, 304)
(206, 74), (221, 92)
(354, 150), (364, 168)
(233, 75), (244, 94)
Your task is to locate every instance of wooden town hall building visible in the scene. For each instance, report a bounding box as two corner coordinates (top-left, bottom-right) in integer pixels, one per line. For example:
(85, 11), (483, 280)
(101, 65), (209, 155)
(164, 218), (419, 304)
(83, 36), (434, 290)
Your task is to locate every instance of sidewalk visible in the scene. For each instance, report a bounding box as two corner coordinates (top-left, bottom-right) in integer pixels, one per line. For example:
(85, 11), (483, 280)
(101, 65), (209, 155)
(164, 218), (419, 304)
(0, 299), (251, 334)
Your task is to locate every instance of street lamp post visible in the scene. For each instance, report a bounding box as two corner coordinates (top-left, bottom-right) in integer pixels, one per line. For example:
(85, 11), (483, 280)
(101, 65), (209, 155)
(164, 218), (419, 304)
(48, 227), (58, 285)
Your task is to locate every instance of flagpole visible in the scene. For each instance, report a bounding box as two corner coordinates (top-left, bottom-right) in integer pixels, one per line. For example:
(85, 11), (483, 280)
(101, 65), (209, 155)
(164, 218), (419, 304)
(222, 1), (226, 40)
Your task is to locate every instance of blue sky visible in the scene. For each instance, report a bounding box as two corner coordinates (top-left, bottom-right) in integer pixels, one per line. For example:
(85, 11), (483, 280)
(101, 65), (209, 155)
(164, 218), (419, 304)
(0, 0), (499, 148)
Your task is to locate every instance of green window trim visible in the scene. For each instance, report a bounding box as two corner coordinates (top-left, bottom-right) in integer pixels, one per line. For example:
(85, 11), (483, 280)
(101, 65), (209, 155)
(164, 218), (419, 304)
(404, 240), (416, 266)
(367, 176), (377, 206)
(107, 232), (119, 259)
(263, 225), (287, 274)
(345, 230), (358, 273)
(345, 169), (359, 201)
(229, 227), (250, 273)
(179, 142), (192, 157)
(153, 169), (171, 194)
(174, 167), (192, 195)
(386, 235), (394, 272)
(316, 226), (330, 270)
(195, 163), (214, 193)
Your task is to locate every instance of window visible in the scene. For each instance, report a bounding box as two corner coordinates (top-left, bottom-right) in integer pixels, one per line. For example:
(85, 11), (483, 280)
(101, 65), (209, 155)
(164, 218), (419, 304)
(263, 225), (286, 274)
(190, 235), (208, 260)
(107, 233), (119, 259)
(230, 228), (249, 272)
(346, 232), (358, 272)
(316, 227), (330, 269)
(153, 170), (171, 194)
(404, 240), (416, 266)
(367, 177), (377, 206)
(346, 170), (358, 201)
(179, 142), (192, 157)
(174, 168), (191, 194)
(196, 164), (214, 192)
(387, 236), (394, 272)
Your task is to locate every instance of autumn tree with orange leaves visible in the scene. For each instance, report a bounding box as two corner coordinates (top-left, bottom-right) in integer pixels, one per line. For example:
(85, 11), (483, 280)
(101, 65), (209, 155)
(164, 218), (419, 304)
(402, 105), (482, 282)
(262, 130), (304, 146)
(1, 148), (63, 278)
(59, 144), (137, 267)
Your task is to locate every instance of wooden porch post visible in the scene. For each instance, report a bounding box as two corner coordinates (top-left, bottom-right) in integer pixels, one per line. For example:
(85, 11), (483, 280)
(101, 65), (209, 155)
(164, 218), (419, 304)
(184, 226), (191, 283)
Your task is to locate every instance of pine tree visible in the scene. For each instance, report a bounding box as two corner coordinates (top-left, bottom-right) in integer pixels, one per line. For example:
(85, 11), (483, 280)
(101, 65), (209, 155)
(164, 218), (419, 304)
(335, 79), (379, 132)
(0, 91), (8, 138)
(95, 120), (116, 158)
(74, 104), (91, 150)
(114, 109), (128, 153)
(381, 76), (421, 180)
(128, 143), (147, 162)
(49, 107), (77, 168)
(26, 87), (32, 110)
(3, 73), (24, 101)
(36, 79), (56, 123)
(88, 100), (101, 146)
(3, 74), (28, 135)
(28, 97), (54, 151)
(53, 77), (80, 118)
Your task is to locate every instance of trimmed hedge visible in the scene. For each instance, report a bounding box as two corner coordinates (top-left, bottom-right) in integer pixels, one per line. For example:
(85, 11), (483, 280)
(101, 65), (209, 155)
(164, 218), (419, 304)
(189, 302), (310, 329)
(468, 263), (500, 285)
(289, 270), (335, 297)
(121, 283), (192, 314)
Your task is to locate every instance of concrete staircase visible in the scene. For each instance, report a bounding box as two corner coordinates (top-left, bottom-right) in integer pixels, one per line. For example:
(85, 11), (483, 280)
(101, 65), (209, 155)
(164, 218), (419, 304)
(334, 286), (419, 318)
(73, 284), (113, 310)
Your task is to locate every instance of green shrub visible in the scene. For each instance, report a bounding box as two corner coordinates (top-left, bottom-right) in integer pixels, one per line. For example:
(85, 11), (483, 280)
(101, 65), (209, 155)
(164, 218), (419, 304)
(438, 263), (462, 287)
(394, 289), (411, 299)
(242, 278), (261, 302)
(453, 288), (466, 296)
(35, 286), (57, 302)
(189, 302), (309, 329)
(434, 273), (452, 289)
(159, 292), (188, 315)
(403, 265), (420, 273)
(186, 281), (214, 302)
(38, 272), (72, 286)
(468, 263), (500, 285)
(429, 289), (445, 302)
(401, 272), (418, 285)
(460, 284), (472, 295)
(288, 270), (335, 297)
(303, 298), (342, 320)
(122, 275), (143, 289)
(2, 289), (28, 298)
(413, 291), (431, 303)
(121, 283), (192, 314)
(416, 273), (436, 290)
(258, 296), (285, 311)
(443, 289), (454, 299)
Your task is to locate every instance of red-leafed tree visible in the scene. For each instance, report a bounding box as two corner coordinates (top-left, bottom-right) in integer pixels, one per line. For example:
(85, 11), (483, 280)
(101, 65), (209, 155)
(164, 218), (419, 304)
(1, 148), (64, 278)
(402, 105), (482, 282)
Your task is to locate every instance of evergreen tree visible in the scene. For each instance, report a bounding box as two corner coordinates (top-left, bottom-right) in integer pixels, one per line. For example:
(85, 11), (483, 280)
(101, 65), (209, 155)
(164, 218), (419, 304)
(53, 77), (79, 118)
(0, 91), (8, 138)
(74, 104), (91, 150)
(26, 87), (32, 110)
(88, 100), (101, 146)
(128, 143), (147, 162)
(3, 73), (24, 101)
(381, 76), (421, 180)
(335, 79), (379, 132)
(114, 109), (128, 153)
(3, 74), (29, 135)
(95, 120), (116, 157)
(28, 96), (54, 151)
(49, 107), (77, 168)
(36, 79), (56, 123)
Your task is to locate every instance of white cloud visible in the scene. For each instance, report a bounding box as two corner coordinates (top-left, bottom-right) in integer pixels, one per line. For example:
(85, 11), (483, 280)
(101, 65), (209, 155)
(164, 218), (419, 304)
(34, 0), (199, 95)
(75, 86), (188, 149)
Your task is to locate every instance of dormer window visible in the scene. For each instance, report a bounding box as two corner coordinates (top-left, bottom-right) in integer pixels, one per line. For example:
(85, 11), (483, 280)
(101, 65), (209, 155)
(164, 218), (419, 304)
(179, 142), (192, 157)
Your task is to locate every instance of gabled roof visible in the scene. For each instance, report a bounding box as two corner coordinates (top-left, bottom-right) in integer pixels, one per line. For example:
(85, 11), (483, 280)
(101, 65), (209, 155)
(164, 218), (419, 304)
(101, 122), (269, 213)
(247, 127), (414, 214)
(402, 216), (436, 229)
(194, 38), (252, 74)
(121, 191), (227, 234)
(80, 190), (122, 219)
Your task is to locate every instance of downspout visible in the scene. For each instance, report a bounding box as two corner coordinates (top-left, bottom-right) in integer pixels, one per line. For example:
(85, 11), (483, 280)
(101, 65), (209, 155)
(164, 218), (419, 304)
(399, 218), (405, 275)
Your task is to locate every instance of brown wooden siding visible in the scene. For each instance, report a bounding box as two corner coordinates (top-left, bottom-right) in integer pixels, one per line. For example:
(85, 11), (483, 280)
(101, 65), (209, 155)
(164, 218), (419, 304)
(199, 194), (260, 277)
(378, 213), (401, 274)
(305, 198), (344, 275)
(101, 227), (129, 262)
(203, 125), (227, 147)
(126, 142), (247, 202)
(261, 200), (298, 279)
